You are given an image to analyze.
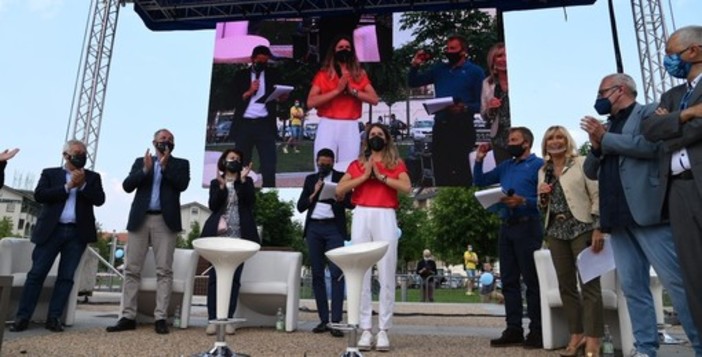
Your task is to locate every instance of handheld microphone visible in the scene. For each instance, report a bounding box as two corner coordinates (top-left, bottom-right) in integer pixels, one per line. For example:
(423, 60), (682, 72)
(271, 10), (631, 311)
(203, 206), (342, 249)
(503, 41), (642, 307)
(255, 69), (262, 80)
(506, 188), (515, 197)
(540, 163), (554, 207)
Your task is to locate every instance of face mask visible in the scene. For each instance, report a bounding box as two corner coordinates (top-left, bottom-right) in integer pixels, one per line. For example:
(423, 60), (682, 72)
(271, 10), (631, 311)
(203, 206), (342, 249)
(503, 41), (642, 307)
(334, 49), (352, 63)
(318, 164), (333, 177)
(594, 97), (613, 115)
(67, 153), (87, 169)
(546, 146), (567, 155)
(155, 141), (174, 154)
(368, 136), (386, 152)
(664, 53), (692, 79)
(445, 51), (463, 65)
(252, 62), (266, 74)
(294, 102), (300, 107)
(225, 160), (242, 173)
(468, 246), (473, 251)
(506, 142), (526, 158)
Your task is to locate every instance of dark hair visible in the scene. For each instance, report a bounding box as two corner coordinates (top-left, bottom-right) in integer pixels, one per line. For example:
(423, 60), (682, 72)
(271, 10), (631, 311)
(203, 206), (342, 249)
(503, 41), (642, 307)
(316, 148), (335, 160)
(217, 149), (244, 173)
(447, 34), (469, 52)
(509, 127), (534, 148)
(321, 35), (364, 81)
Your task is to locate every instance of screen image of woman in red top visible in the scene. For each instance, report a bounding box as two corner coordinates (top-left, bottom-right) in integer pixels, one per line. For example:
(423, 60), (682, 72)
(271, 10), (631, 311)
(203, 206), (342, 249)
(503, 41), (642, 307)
(336, 123), (411, 352)
(307, 35), (379, 172)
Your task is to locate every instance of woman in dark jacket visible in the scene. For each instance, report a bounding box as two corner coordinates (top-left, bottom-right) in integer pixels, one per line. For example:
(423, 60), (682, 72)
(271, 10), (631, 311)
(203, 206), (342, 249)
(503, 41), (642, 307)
(202, 148), (259, 335)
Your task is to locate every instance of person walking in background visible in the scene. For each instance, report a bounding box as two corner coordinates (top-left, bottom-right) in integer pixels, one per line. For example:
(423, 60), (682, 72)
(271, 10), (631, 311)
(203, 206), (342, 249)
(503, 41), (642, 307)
(0, 147), (19, 188)
(416, 249), (437, 302)
(409, 34), (484, 186)
(583, 73), (701, 356)
(337, 123), (411, 352)
(107, 128), (190, 335)
(200, 149), (258, 336)
(642, 25), (702, 340)
(284, 100), (304, 154)
(10, 140), (104, 333)
(297, 148), (353, 338)
(463, 243), (479, 295)
(480, 42), (511, 164)
(308, 35), (379, 172)
(538, 126), (604, 356)
(473, 127), (543, 349)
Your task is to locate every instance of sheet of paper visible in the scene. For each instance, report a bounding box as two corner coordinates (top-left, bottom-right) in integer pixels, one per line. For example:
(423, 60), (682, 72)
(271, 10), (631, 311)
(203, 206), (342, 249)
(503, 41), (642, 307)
(422, 96), (454, 115)
(577, 236), (615, 284)
(474, 186), (505, 209)
(318, 181), (338, 201)
(257, 84), (294, 103)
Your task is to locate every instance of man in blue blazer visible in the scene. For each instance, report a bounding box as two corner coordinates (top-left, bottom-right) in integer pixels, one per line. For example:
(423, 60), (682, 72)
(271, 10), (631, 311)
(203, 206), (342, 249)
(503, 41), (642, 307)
(297, 148), (353, 337)
(583, 73), (701, 356)
(107, 128), (190, 335)
(10, 140), (105, 332)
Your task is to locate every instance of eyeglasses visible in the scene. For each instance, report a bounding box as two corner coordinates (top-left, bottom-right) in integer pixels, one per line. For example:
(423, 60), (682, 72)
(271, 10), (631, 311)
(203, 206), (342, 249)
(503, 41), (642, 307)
(597, 86), (620, 98)
(675, 45), (700, 56)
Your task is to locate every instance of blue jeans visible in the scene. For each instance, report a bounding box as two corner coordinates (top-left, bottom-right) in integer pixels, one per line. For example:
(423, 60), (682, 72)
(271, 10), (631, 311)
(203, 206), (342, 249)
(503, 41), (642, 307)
(610, 224), (701, 356)
(16, 224), (87, 320)
(306, 221), (344, 323)
(499, 217), (543, 332)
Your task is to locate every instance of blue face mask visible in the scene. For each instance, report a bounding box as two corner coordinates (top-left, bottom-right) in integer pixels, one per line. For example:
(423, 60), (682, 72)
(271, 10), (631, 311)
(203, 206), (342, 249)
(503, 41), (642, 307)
(664, 53), (691, 79)
(594, 97), (613, 115)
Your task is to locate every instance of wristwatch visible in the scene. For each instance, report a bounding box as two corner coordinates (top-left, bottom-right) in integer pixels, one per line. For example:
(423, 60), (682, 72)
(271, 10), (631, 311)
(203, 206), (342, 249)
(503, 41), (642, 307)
(350, 88), (359, 97)
(381, 174), (388, 183)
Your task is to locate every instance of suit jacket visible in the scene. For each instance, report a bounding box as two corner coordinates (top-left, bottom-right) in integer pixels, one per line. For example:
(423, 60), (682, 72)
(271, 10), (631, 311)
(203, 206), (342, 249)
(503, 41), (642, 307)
(227, 66), (283, 141)
(123, 156), (190, 232)
(32, 167), (105, 245)
(584, 102), (664, 226)
(642, 80), (702, 215)
(297, 170), (353, 240)
(0, 161), (6, 188)
(416, 259), (437, 280)
(539, 156), (598, 228)
(200, 177), (259, 243)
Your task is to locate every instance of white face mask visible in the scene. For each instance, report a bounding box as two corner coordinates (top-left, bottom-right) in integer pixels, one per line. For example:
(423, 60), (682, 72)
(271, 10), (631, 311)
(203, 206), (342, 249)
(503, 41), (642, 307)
(546, 146), (566, 155)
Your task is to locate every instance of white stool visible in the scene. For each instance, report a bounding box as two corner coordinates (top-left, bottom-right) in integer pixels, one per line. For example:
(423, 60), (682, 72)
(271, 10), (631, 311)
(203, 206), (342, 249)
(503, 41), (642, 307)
(192, 237), (260, 357)
(326, 241), (389, 357)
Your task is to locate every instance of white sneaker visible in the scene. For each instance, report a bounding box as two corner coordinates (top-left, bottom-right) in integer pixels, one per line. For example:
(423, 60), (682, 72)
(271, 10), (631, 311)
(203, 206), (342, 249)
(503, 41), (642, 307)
(283, 147), (289, 154)
(225, 323), (236, 335)
(206, 323), (216, 335)
(375, 330), (390, 352)
(630, 351), (650, 357)
(357, 330), (373, 351)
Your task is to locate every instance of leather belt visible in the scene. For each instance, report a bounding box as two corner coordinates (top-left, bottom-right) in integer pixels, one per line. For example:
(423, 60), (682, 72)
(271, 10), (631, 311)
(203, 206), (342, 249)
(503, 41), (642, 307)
(146, 210), (162, 215)
(503, 216), (539, 226)
(672, 170), (694, 180)
(309, 218), (335, 224)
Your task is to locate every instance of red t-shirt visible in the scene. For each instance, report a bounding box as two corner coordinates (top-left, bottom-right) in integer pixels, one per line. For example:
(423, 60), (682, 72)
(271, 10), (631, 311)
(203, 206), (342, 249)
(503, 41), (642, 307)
(347, 159), (407, 209)
(312, 70), (371, 120)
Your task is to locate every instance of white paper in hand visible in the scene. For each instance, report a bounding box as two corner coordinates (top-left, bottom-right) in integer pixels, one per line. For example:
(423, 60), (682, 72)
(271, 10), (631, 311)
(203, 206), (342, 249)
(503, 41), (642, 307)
(257, 85), (294, 103)
(318, 181), (338, 201)
(474, 186), (506, 209)
(422, 97), (454, 115)
(577, 236), (615, 284)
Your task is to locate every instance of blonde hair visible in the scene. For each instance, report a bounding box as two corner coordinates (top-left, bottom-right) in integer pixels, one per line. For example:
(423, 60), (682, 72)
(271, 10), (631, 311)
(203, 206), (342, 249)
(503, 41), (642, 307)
(540, 125), (578, 162)
(486, 42), (506, 85)
(358, 123), (401, 169)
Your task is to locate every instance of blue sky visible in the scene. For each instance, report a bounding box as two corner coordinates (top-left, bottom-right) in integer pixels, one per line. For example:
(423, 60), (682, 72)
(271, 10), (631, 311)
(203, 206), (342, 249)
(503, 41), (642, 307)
(1, 0), (700, 233)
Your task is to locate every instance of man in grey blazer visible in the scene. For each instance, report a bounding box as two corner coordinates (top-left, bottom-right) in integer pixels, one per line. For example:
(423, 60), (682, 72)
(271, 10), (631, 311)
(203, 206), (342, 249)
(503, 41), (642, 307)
(642, 25), (702, 341)
(106, 128), (190, 335)
(582, 73), (701, 357)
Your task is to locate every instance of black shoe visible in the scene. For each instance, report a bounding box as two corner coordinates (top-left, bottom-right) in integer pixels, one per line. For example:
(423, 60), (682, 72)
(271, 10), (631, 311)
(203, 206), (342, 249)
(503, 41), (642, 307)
(106, 317), (136, 332)
(154, 319), (169, 334)
(523, 330), (543, 349)
(312, 322), (330, 333)
(9, 318), (29, 332)
(330, 327), (344, 338)
(45, 317), (64, 332)
(490, 328), (524, 347)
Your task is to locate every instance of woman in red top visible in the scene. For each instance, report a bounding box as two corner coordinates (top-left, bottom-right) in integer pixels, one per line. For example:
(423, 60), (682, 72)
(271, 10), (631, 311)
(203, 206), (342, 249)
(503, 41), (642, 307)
(337, 123), (411, 352)
(307, 35), (379, 172)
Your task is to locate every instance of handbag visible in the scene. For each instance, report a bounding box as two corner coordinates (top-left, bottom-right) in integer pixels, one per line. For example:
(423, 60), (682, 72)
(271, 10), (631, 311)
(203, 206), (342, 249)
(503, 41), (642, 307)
(217, 215), (228, 235)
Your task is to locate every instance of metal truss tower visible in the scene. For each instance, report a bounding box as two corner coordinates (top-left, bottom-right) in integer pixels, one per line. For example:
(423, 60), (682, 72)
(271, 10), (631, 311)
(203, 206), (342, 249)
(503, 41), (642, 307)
(66, 0), (122, 170)
(630, 0), (677, 104)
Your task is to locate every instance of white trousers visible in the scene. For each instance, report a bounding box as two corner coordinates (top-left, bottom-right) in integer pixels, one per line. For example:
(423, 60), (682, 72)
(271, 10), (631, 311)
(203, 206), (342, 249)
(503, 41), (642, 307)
(314, 117), (360, 172)
(351, 206), (398, 331)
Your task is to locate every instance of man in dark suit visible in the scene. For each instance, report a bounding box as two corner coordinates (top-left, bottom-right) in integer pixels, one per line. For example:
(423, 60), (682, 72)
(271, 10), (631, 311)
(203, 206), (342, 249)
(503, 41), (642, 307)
(10, 140), (104, 332)
(107, 128), (190, 335)
(297, 148), (352, 337)
(226, 45), (286, 187)
(0, 147), (20, 188)
(643, 25), (702, 340)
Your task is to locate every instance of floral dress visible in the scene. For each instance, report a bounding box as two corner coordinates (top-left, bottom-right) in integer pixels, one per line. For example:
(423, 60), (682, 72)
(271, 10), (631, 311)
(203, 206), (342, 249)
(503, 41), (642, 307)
(220, 180), (242, 238)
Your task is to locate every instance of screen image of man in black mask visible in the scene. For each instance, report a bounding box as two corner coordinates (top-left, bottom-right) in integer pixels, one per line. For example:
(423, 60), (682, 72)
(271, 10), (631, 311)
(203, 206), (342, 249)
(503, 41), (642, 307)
(409, 34), (485, 187)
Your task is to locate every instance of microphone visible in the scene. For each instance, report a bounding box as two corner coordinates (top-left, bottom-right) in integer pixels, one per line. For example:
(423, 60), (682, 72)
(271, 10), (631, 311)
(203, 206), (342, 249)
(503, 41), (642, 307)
(255, 69), (262, 80)
(506, 188), (515, 197)
(540, 163), (554, 207)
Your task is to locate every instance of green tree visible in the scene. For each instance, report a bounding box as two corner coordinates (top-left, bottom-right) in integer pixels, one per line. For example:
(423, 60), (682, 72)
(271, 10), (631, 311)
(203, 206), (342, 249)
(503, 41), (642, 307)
(254, 189), (298, 248)
(579, 141), (592, 156)
(178, 220), (201, 249)
(366, 50), (410, 115)
(396, 194), (430, 272)
(91, 222), (112, 262)
(426, 187), (501, 264)
(0, 217), (16, 238)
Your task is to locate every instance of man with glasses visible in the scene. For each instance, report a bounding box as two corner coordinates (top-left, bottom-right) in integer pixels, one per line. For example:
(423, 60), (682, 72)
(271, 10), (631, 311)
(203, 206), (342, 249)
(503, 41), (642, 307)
(643, 25), (702, 342)
(582, 73), (701, 357)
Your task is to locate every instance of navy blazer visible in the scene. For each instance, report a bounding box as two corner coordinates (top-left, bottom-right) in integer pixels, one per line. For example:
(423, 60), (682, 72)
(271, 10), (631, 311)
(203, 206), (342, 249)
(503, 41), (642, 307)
(226, 66), (283, 141)
(123, 156), (190, 233)
(297, 170), (353, 240)
(200, 177), (259, 243)
(32, 167), (105, 245)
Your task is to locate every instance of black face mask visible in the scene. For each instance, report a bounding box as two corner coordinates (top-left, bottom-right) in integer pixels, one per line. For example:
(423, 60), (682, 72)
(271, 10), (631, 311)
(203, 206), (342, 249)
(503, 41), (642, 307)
(252, 62), (266, 74)
(318, 164), (333, 177)
(155, 141), (174, 154)
(225, 160), (242, 173)
(445, 51), (463, 65)
(334, 49), (353, 63)
(506, 142), (526, 158)
(67, 153), (87, 169)
(368, 136), (386, 152)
